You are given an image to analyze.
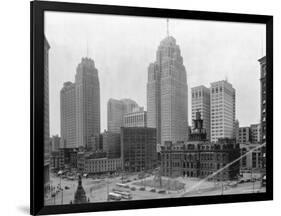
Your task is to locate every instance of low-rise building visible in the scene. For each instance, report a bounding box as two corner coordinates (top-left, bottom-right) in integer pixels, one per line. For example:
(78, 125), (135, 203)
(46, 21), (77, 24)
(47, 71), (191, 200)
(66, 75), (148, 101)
(160, 111), (240, 181)
(77, 151), (107, 173)
(250, 123), (261, 144)
(238, 127), (251, 144)
(52, 148), (79, 170)
(84, 158), (123, 174)
(50, 151), (64, 171)
(240, 143), (262, 172)
(161, 140), (240, 181)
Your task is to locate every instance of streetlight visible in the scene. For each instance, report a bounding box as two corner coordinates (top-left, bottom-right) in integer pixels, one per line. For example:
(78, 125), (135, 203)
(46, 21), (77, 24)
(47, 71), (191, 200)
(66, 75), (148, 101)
(61, 188), (64, 205)
(106, 172), (110, 201)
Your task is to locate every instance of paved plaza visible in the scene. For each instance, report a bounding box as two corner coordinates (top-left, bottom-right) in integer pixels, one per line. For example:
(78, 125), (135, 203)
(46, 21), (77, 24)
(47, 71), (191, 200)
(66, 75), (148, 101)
(45, 173), (266, 205)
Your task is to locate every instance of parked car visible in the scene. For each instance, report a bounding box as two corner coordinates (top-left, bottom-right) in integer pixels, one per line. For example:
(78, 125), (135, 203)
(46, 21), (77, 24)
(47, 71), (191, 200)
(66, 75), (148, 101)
(139, 187), (145, 191)
(150, 188), (156, 192)
(158, 190), (166, 194)
(238, 179), (244, 184)
(228, 182), (238, 188)
(130, 187), (136, 191)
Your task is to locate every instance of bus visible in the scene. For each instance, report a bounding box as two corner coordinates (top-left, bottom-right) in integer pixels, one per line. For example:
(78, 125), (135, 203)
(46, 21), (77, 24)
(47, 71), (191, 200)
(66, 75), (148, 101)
(108, 192), (122, 201)
(112, 189), (132, 200)
(116, 183), (130, 189)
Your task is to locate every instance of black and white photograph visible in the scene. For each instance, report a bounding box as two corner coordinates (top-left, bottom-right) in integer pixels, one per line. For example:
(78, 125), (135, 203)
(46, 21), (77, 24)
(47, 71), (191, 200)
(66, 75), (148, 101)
(42, 10), (268, 206)
(0, 0), (279, 215)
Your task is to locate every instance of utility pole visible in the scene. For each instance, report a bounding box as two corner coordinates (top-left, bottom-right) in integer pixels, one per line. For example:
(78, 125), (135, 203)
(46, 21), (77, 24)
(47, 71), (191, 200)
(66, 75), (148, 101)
(106, 176), (109, 201)
(60, 175), (63, 204)
(251, 168), (255, 193)
(61, 189), (63, 204)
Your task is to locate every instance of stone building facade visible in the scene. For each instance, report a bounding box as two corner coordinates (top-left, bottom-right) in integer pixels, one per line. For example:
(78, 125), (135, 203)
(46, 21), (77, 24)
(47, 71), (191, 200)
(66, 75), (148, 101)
(210, 80), (236, 142)
(160, 112), (240, 181)
(84, 158), (123, 174)
(238, 127), (251, 144)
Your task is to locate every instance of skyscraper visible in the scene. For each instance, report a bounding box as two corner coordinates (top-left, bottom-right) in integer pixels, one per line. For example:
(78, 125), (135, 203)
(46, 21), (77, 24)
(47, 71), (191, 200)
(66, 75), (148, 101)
(259, 56), (266, 171)
(75, 57), (100, 150)
(259, 56), (266, 143)
(44, 36), (50, 195)
(147, 33), (188, 145)
(234, 119), (240, 142)
(50, 135), (61, 152)
(191, 86), (210, 140)
(107, 98), (139, 133)
(210, 80), (236, 142)
(60, 81), (76, 148)
(107, 99), (124, 133)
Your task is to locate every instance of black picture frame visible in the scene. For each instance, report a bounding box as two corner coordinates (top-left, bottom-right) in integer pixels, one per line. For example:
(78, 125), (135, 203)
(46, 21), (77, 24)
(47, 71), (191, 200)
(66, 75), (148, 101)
(30, 1), (273, 215)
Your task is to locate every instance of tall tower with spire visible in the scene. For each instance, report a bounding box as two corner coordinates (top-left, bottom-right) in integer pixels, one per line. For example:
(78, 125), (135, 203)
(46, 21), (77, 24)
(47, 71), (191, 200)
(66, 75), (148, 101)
(166, 19), (169, 36)
(147, 20), (188, 145)
(75, 57), (100, 150)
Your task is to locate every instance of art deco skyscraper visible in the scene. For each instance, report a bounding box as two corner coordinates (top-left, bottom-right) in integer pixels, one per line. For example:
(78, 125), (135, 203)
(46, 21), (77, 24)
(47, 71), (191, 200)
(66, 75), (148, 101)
(44, 36), (50, 194)
(210, 80), (236, 142)
(147, 27), (188, 145)
(75, 57), (100, 150)
(60, 81), (76, 148)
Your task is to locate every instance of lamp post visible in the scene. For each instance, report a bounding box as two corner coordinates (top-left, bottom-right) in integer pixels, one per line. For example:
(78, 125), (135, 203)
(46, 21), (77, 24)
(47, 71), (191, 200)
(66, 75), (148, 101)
(61, 188), (63, 204)
(251, 167), (255, 193)
(59, 174), (63, 204)
(106, 173), (109, 201)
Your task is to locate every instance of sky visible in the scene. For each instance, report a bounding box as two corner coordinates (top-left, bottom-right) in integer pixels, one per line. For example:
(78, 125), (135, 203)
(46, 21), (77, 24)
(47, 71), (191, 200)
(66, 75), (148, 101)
(45, 11), (266, 136)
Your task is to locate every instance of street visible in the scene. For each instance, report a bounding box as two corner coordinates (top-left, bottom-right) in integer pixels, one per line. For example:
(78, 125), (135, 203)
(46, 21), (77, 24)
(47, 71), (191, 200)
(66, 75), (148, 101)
(45, 173), (266, 205)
